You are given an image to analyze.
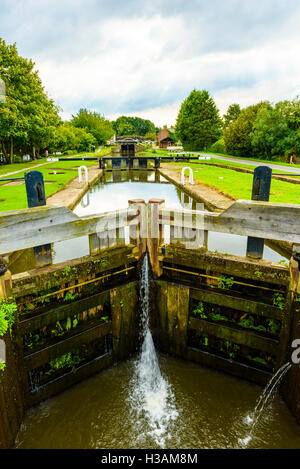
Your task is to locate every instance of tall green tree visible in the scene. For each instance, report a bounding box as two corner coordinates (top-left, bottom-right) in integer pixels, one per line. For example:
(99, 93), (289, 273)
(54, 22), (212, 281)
(0, 38), (60, 162)
(175, 89), (223, 151)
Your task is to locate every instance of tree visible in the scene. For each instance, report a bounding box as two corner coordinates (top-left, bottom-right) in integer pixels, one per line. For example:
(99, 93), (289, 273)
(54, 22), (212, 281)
(71, 108), (113, 145)
(175, 89), (223, 151)
(112, 116), (156, 136)
(251, 98), (300, 160)
(48, 123), (96, 154)
(223, 102), (270, 157)
(223, 104), (241, 128)
(0, 38), (60, 162)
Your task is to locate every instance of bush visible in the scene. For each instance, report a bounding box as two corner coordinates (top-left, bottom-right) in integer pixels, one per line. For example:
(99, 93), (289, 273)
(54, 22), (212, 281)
(224, 102), (270, 157)
(209, 138), (226, 154)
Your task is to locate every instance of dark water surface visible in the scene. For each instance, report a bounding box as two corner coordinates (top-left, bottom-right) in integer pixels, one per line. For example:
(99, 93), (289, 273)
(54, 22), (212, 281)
(15, 355), (300, 449)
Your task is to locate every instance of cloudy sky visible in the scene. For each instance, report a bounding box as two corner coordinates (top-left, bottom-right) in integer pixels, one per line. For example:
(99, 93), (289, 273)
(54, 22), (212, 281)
(1, 0), (300, 126)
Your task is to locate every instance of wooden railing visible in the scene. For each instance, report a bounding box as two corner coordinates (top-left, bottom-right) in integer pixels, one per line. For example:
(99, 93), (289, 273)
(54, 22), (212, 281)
(1, 197), (300, 275)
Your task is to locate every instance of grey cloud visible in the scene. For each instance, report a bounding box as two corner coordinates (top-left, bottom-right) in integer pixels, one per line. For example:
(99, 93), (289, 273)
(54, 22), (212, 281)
(1, 0), (299, 59)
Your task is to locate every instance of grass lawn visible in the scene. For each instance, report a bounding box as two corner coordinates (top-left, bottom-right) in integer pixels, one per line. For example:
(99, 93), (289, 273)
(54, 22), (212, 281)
(0, 149), (111, 212)
(167, 162), (300, 205)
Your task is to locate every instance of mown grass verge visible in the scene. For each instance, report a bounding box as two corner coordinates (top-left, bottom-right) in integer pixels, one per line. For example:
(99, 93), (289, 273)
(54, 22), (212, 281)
(167, 162), (300, 205)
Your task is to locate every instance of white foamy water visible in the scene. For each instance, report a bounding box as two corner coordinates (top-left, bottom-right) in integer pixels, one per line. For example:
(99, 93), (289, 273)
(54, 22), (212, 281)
(129, 255), (178, 448)
(239, 362), (292, 448)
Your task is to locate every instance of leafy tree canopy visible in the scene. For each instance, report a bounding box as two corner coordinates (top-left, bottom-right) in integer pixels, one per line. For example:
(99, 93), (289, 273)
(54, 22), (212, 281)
(112, 116), (156, 136)
(250, 98), (300, 160)
(223, 104), (241, 128)
(175, 89), (223, 151)
(0, 38), (60, 162)
(71, 108), (113, 145)
(223, 101), (270, 157)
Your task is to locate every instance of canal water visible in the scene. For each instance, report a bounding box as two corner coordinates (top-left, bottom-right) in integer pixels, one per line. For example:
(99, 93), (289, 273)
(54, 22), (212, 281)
(15, 354), (300, 449)
(52, 170), (286, 264)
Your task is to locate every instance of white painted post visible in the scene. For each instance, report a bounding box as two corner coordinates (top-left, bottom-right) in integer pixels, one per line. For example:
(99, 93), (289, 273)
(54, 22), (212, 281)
(181, 167), (194, 185)
(78, 166), (88, 184)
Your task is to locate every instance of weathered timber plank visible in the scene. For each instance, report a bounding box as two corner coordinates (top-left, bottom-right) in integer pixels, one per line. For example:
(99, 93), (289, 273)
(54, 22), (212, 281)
(24, 322), (111, 370)
(190, 288), (282, 320)
(24, 353), (113, 408)
(0, 205), (77, 229)
(0, 207), (138, 254)
(19, 290), (110, 334)
(12, 246), (136, 297)
(187, 347), (272, 386)
(159, 199), (300, 243)
(189, 317), (278, 354)
(163, 246), (289, 286)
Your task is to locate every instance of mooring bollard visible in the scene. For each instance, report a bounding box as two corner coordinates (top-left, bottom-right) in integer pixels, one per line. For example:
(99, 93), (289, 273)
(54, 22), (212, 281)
(25, 171), (52, 266)
(246, 166), (272, 258)
(25, 171), (46, 207)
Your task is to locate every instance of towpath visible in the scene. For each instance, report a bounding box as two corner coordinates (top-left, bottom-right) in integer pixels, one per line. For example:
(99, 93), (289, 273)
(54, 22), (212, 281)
(197, 153), (300, 174)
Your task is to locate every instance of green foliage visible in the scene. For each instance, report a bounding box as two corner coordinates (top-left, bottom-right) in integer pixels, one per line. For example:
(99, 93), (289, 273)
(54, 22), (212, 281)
(64, 292), (79, 302)
(267, 319), (280, 335)
(193, 301), (207, 319)
(278, 260), (288, 267)
(0, 38), (60, 162)
(251, 99), (300, 160)
(46, 350), (83, 375)
(49, 122), (97, 154)
(223, 97), (300, 160)
(273, 293), (285, 310)
(175, 89), (223, 151)
(144, 131), (157, 141)
(92, 258), (108, 267)
(51, 321), (64, 337)
(223, 102), (270, 157)
(208, 312), (228, 322)
(71, 108), (113, 145)
(112, 116), (156, 136)
(239, 315), (266, 333)
(0, 298), (17, 336)
(223, 104), (241, 129)
(209, 137), (226, 154)
(220, 340), (240, 359)
(247, 355), (268, 366)
(0, 361), (5, 372)
(254, 270), (263, 279)
(217, 275), (235, 290)
(101, 316), (109, 323)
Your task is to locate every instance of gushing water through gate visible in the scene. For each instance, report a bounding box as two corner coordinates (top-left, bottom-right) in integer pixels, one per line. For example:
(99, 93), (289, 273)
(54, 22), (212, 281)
(239, 362), (292, 447)
(129, 255), (178, 448)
